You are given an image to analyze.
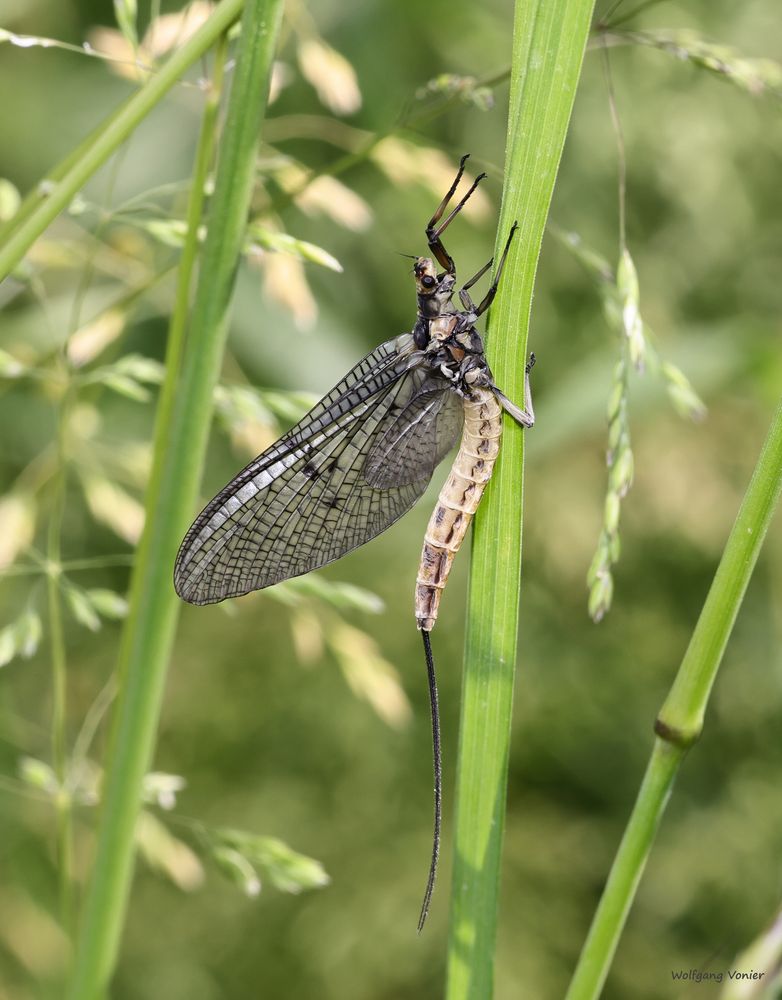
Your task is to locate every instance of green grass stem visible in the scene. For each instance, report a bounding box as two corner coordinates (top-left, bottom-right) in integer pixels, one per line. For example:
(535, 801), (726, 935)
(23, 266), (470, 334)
(566, 396), (782, 999)
(445, 1), (596, 997)
(65, 2), (284, 996)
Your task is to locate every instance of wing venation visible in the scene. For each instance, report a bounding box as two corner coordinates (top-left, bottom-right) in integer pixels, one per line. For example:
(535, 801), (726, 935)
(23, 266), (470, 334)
(174, 335), (462, 605)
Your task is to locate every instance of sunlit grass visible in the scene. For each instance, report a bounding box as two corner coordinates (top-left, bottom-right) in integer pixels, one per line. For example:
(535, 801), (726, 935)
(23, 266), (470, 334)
(446, 1), (597, 995)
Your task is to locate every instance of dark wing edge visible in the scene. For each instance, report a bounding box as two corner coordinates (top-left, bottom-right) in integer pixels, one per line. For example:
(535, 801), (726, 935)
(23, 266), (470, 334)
(175, 334), (458, 605)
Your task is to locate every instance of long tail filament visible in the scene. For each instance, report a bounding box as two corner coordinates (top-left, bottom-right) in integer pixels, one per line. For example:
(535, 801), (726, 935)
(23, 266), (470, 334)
(418, 628), (442, 933)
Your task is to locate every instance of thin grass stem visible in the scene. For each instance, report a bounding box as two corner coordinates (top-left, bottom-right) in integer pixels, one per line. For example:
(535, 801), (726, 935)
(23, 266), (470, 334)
(45, 401), (73, 937)
(566, 397), (782, 998)
(602, 45), (627, 252)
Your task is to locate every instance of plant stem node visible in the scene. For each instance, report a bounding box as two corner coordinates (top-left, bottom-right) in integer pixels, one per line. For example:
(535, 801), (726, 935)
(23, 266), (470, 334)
(654, 717), (701, 748)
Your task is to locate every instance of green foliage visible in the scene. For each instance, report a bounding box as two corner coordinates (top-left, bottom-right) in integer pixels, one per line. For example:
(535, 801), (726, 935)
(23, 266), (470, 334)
(447, 1), (596, 996)
(209, 828), (330, 895)
(0, 0), (781, 998)
(0, 608), (42, 668)
(551, 225), (708, 620)
(569, 400), (782, 998)
(600, 27), (782, 99)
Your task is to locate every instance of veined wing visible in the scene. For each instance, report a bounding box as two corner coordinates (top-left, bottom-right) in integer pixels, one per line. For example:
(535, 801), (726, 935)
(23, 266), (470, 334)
(174, 335), (462, 605)
(363, 376), (463, 488)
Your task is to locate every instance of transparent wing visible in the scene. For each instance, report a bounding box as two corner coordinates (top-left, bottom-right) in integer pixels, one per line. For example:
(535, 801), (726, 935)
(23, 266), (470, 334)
(363, 376), (463, 488)
(174, 335), (462, 605)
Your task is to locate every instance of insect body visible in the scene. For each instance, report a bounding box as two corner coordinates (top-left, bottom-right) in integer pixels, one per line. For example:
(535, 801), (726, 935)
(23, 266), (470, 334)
(174, 155), (535, 929)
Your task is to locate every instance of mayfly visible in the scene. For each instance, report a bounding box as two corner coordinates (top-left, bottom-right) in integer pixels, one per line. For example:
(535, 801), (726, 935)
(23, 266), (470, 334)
(174, 154), (535, 930)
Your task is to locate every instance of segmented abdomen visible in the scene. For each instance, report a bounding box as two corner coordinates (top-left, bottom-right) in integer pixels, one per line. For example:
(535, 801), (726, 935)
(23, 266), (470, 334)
(415, 387), (502, 631)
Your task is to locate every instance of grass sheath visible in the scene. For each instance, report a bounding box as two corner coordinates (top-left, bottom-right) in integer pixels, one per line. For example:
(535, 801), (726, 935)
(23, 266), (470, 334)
(566, 396), (782, 999)
(65, 1), (284, 997)
(445, 1), (596, 997)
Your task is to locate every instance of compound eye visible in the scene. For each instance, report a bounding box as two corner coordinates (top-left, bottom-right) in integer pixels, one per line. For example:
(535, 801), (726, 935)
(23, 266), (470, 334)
(421, 275), (436, 289)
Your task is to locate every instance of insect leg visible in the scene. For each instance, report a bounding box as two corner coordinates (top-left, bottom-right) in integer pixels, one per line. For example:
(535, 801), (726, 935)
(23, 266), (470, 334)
(472, 221), (519, 317)
(458, 256), (494, 311)
(426, 154), (486, 275)
(427, 154), (469, 229)
(493, 353), (536, 429)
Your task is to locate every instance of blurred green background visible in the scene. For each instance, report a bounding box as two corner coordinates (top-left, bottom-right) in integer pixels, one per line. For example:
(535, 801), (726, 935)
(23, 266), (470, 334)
(1, 1), (781, 997)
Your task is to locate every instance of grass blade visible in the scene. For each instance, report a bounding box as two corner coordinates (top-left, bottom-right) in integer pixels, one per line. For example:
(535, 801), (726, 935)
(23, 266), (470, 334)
(446, 1), (596, 996)
(65, 2), (284, 996)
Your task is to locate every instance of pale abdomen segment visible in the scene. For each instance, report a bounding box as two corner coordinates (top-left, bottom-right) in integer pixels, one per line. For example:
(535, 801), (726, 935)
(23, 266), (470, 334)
(415, 387), (502, 631)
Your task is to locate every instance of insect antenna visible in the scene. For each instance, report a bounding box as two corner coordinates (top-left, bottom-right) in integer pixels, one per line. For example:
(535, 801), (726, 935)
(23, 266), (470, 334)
(418, 628), (442, 933)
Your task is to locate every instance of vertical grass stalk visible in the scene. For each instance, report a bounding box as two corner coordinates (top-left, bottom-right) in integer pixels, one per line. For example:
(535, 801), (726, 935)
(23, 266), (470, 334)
(46, 384), (74, 935)
(566, 397), (782, 999)
(446, 1), (596, 997)
(66, 1), (284, 996)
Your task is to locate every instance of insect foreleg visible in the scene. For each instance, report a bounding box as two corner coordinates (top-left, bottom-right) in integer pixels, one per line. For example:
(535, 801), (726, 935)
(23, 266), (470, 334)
(471, 221), (519, 317)
(425, 154), (486, 275)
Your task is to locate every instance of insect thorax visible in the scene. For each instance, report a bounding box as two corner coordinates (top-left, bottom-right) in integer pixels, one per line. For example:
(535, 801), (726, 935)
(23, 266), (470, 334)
(412, 264), (492, 396)
(423, 311), (493, 396)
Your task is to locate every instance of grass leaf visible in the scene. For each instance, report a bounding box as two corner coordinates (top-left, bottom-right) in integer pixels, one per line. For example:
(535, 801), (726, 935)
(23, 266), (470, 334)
(446, 1), (596, 994)
(66, 2), (284, 995)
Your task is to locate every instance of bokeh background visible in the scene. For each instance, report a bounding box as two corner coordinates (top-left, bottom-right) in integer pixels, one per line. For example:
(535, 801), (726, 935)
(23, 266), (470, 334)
(1, 0), (781, 997)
